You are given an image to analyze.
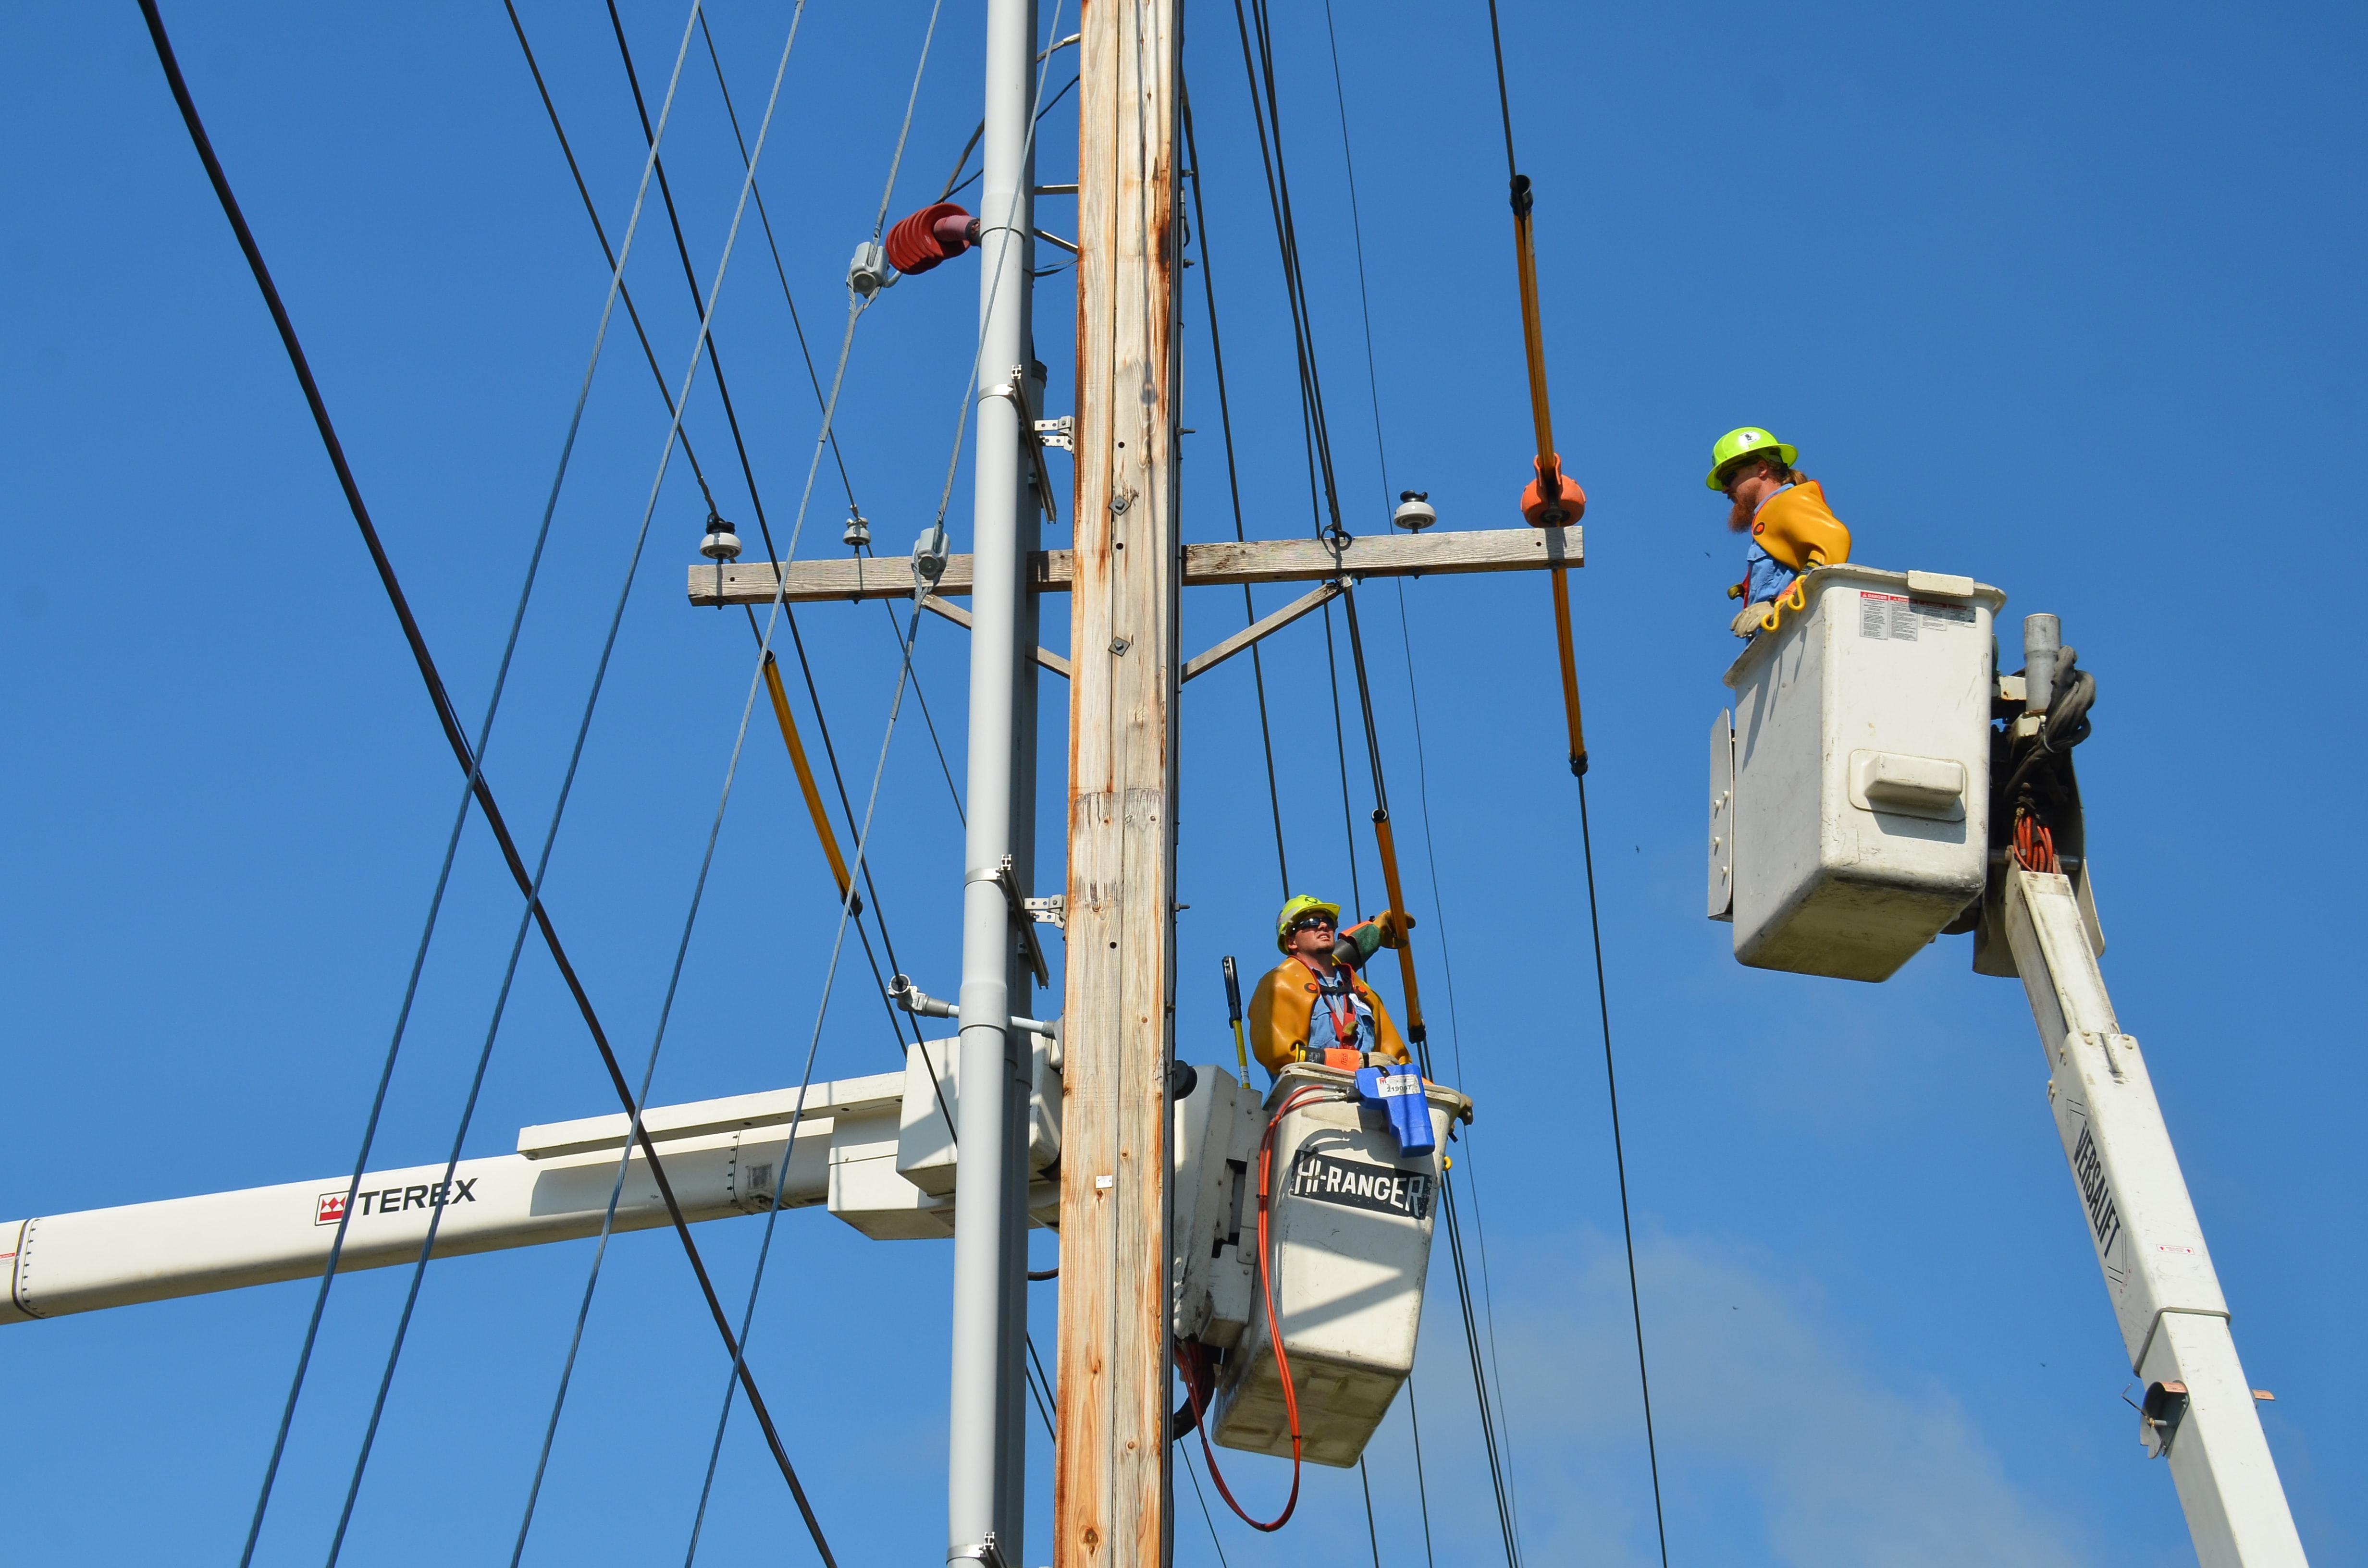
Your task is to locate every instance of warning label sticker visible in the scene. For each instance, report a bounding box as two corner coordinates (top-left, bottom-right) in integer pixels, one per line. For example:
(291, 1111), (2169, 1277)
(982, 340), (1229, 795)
(1859, 592), (1972, 641)
(1859, 591), (1912, 640)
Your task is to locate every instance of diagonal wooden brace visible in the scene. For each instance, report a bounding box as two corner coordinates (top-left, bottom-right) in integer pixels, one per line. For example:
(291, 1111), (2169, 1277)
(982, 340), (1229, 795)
(1180, 578), (1346, 683)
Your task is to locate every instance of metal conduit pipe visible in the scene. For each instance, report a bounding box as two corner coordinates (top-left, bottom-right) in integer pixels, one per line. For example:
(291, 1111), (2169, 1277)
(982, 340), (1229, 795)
(948, 0), (1039, 1560)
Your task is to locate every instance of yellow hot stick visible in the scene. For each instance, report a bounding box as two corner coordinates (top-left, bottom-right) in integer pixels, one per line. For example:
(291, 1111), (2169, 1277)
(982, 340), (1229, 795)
(1222, 955), (1250, 1078)
(1369, 809), (1427, 1052)
(1551, 567), (1589, 776)
(761, 652), (859, 910)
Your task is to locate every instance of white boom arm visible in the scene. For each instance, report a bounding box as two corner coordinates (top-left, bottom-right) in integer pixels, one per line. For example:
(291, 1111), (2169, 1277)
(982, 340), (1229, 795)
(0, 1077), (886, 1324)
(2006, 867), (2306, 1567)
(3, 1031), (1075, 1325)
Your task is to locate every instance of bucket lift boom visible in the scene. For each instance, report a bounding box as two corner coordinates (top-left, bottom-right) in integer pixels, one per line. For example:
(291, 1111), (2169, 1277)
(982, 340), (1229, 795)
(1711, 570), (2307, 1567)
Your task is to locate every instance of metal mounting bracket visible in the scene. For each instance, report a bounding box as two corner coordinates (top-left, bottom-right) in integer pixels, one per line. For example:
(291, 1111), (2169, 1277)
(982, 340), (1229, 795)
(985, 366), (1060, 524)
(1023, 894), (1065, 929)
(995, 856), (1053, 987)
(948, 1532), (1010, 1568)
(1033, 415), (1074, 452)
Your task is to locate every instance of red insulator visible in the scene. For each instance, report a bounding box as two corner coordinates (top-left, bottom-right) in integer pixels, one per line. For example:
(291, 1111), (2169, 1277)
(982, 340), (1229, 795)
(885, 201), (977, 276)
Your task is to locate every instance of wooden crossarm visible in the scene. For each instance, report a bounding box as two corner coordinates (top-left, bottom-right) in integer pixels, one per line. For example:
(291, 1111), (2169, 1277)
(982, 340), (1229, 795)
(685, 524), (1581, 607)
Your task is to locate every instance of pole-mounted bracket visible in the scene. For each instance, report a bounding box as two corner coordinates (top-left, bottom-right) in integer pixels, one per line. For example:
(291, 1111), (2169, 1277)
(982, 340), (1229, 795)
(1023, 894), (1065, 929)
(948, 1532), (1010, 1568)
(1033, 415), (1074, 452)
(995, 856), (1053, 987)
(985, 367), (1061, 524)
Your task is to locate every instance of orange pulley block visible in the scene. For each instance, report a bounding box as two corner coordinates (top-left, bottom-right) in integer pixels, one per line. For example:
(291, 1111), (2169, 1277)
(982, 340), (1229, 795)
(1521, 455), (1585, 527)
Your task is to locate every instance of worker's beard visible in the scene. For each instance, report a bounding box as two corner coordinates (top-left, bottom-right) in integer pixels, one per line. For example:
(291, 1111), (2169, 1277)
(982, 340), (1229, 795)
(1727, 494), (1756, 532)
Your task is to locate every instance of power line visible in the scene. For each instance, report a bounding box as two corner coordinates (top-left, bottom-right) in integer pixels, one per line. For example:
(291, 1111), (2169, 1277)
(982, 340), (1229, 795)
(322, 7), (815, 1557)
(127, 6), (801, 1561)
(1405, 1375), (1437, 1568)
(1221, 7), (1528, 1556)
(681, 599), (926, 1568)
(497, 0), (725, 515)
(1359, 1456), (1384, 1568)
(1180, 1446), (1233, 1568)
(1180, 86), (1290, 898)
(686, 14), (969, 831)
(602, 0), (780, 567)
(504, 0), (937, 1105)
(1472, 7), (1671, 1563)
(607, 0), (957, 1058)
(663, 5), (974, 1554)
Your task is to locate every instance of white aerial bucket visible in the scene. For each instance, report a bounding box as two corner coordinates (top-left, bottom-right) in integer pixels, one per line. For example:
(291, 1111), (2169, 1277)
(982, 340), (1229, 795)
(1202, 1062), (1469, 1468)
(1711, 563), (2006, 981)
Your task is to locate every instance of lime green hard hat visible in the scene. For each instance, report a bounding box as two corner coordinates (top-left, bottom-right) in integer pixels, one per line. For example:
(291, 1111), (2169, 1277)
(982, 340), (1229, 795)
(1275, 894), (1342, 951)
(1704, 426), (1799, 490)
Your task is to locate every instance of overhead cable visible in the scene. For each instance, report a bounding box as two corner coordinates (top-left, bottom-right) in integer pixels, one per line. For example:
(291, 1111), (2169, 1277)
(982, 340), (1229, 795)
(1480, 7), (1669, 1564)
(331, 5), (822, 1563)
(1228, 0), (1367, 909)
(1180, 87), (1291, 898)
(497, 0), (726, 516)
(593, 0), (947, 1059)
(1312, 11), (1516, 1550)
(509, 0), (947, 1103)
(1223, 6), (1522, 1556)
(659, 4), (963, 1556)
(688, 5), (968, 831)
(127, 5), (772, 1561)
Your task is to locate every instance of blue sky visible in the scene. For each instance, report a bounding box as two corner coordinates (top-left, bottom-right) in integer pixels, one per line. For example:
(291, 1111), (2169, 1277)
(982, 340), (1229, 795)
(3, 1), (2361, 1565)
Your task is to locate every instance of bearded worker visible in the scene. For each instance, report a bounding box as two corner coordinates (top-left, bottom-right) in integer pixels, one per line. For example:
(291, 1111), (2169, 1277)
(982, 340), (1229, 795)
(1708, 425), (1851, 637)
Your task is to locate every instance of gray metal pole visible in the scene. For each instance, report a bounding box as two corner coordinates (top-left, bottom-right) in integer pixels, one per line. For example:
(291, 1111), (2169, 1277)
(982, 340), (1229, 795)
(949, 0), (1037, 1559)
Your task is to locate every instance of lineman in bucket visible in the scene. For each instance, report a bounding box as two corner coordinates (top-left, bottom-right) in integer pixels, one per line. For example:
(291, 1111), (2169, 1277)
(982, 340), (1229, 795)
(1246, 895), (1412, 1081)
(1709, 425), (1850, 637)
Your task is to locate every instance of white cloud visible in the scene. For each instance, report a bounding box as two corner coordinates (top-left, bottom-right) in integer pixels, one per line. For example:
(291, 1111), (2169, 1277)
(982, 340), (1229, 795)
(1460, 1227), (2093, 1568)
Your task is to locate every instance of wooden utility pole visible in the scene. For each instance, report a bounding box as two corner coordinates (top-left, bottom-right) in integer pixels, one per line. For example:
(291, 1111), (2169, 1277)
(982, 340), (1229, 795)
(1054, 0), (1181, 1561)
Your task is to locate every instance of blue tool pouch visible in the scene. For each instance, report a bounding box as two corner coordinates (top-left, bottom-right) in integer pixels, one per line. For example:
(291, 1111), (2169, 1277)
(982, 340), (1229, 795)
(1355, 1064), (1436, 1155)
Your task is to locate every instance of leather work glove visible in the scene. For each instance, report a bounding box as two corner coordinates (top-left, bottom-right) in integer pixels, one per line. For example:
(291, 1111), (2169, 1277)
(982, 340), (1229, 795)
(1730, 601), (1773, 639)
(1333, 911), (1415, 967)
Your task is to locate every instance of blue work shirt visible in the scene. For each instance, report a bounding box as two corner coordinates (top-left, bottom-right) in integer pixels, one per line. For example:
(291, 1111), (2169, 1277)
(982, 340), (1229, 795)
(1740, 483), (1796, 603)
(1304, 964), (1374, 1054)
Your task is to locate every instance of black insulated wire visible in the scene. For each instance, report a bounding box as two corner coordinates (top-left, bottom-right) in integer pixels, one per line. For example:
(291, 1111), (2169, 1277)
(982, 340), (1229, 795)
(128, 8), (813, 1559)
(1229, 0), (1369, 907)
(691, 19), (967, 830)
(509, 0), (924, 1083)
(1181, 84), (1292, 898)
(1224, 5), (1526, 1554)
(497, 0), (724, 516)
(604, 0), (782, 565)
(1475, 4), (1673, 1558)
(1577, 773), (1670, 1568)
